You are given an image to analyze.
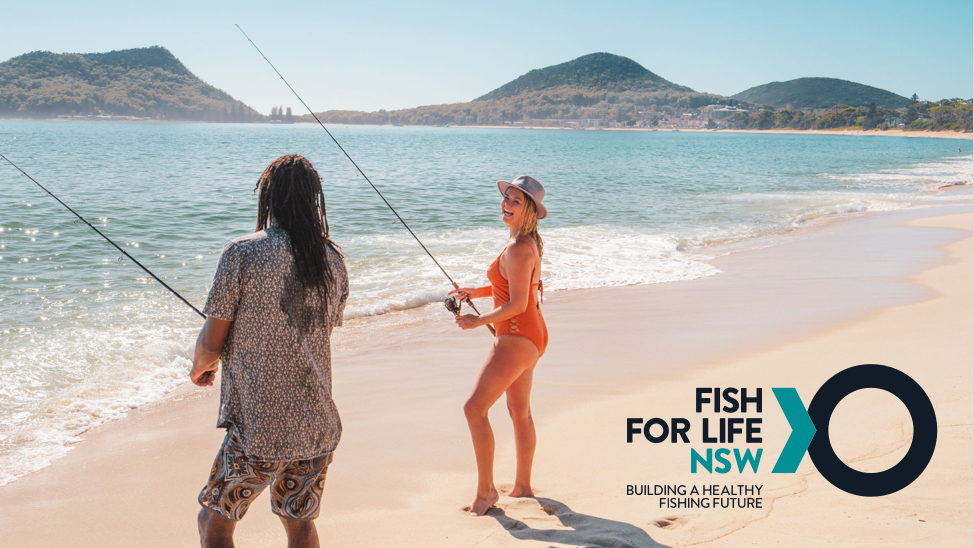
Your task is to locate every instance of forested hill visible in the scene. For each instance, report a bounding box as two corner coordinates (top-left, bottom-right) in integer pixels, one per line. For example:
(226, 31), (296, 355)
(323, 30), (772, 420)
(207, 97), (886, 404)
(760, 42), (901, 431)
(0, 47), (261, 121)
(475, 53), (692, 101)
(309, 53), (722, 126)
(731, 77), (909, 110)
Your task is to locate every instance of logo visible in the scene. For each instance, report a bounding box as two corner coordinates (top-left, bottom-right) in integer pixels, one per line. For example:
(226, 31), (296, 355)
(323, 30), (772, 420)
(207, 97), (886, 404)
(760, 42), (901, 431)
(776, 363), (937, 497)
(627, 364), (937, 497)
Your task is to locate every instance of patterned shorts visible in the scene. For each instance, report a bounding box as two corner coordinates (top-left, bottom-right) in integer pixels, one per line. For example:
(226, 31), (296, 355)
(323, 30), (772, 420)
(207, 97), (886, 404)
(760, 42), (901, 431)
(198, 428), (333, 521)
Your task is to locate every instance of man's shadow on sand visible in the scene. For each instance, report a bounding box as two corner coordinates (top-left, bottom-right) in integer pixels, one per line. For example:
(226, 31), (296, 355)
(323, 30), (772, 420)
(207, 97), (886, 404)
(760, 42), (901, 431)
(486, 497), (672, 548)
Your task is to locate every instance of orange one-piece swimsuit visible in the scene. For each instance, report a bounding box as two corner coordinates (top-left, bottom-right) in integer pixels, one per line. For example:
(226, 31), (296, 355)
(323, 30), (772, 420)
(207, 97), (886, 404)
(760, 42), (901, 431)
(487, 239), (548, 357)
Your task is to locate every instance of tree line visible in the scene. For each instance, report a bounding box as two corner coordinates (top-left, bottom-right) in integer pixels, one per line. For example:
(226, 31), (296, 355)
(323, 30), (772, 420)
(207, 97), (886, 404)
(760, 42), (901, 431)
(719, 96), (972, 132)
(269, 106), (294, 123)
(299, 89), (970, 133)
(301, 88), (732, 126)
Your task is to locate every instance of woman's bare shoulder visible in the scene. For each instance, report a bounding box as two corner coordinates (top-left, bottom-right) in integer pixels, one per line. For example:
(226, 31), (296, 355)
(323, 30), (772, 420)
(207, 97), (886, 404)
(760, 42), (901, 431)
(503, 238), (537, 263)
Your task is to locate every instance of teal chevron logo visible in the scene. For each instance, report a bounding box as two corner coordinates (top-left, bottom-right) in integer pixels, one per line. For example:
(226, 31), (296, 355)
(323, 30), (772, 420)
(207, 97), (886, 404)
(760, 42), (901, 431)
(771, 388), (816, 473)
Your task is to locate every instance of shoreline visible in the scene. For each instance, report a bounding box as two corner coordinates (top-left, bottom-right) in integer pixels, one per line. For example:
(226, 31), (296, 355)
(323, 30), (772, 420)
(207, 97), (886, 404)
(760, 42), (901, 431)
(0, 202), (970, 546)
(7, 118), (972, 139)
(457, 124), (973, 139)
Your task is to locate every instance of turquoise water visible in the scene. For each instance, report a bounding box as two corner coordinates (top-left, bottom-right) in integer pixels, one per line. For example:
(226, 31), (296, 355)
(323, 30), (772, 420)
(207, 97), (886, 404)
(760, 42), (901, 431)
(0, 120), (970, 483)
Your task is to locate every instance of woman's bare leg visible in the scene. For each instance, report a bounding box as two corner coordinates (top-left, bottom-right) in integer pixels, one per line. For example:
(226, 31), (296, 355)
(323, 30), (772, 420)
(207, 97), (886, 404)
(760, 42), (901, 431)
(506, 365), (537, 497)
(463, 335), (539, 515)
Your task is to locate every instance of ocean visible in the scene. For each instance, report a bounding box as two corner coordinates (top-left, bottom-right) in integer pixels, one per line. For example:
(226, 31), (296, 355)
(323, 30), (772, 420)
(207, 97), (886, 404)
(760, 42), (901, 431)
(0, 120), (970, 484)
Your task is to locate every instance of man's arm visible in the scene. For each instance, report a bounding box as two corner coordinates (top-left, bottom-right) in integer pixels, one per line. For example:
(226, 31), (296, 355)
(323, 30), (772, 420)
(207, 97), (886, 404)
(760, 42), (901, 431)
(190, 317), (232, 387)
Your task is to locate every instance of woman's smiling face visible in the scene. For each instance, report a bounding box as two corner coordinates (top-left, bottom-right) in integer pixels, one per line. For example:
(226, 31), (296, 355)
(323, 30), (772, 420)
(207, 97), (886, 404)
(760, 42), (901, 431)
(501, 187), (528, 228)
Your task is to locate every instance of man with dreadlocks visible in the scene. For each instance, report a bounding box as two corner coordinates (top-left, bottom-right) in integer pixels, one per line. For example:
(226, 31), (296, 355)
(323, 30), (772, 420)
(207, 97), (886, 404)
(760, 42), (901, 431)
(189, 155), (348, 548)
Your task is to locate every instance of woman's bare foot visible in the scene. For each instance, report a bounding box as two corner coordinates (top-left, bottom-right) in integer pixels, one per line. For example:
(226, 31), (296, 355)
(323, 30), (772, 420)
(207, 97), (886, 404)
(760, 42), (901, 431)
(508, 485), (534, 498)
(468, 489), (500, 516)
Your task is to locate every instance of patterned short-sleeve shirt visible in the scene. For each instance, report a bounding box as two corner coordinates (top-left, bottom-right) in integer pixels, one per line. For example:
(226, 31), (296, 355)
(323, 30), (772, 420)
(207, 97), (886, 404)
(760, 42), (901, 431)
(203, 224), (349, 461)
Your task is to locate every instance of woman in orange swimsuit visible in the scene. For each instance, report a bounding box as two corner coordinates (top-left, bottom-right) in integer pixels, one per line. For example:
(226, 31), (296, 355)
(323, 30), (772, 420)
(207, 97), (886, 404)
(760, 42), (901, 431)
(451, 174), (548, 516)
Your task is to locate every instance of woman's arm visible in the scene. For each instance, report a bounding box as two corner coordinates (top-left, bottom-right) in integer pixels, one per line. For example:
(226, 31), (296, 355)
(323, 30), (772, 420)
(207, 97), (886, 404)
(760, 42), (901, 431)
(450, 285), (492, 301)
(456, 242), (534, 330)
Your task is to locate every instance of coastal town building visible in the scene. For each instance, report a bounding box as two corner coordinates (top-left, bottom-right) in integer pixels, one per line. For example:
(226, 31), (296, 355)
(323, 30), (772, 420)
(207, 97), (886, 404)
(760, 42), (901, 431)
(701, 105), (749, 120)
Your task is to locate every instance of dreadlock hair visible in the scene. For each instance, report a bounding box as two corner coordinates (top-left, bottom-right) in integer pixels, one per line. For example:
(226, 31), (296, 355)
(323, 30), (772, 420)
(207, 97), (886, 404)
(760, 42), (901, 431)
(254, 155), (342, 320)
(517, 194), (544, 259)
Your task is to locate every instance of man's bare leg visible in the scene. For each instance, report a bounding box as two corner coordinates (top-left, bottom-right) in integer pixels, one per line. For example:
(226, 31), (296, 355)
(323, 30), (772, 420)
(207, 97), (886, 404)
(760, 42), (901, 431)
(280, 517), (320, 548)
(198, 507), (236, 548)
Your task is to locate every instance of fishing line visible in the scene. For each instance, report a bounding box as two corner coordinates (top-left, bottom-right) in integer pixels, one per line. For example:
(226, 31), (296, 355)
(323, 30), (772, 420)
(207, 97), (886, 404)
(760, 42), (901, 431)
(0, 152), (206, 319)
(236, 24), (495, 334)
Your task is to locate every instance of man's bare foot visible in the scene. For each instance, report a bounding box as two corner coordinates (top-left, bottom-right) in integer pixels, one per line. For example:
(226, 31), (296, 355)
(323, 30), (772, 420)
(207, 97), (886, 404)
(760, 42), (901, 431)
(508, 485), (534, 498)
(468, 489), (499, 516)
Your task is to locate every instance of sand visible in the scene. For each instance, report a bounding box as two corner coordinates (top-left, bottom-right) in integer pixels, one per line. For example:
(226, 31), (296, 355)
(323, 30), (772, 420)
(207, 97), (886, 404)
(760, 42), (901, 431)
(603, 127), (974, 139)
(0, 206), (970, 547)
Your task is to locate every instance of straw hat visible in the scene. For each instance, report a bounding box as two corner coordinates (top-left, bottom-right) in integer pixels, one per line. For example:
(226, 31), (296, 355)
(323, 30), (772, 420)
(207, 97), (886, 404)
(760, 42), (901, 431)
(497, 175), (548, 220)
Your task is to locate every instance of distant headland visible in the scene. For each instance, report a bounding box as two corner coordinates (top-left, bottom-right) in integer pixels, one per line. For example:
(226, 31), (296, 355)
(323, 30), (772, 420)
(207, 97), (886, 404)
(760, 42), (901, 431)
(0, 47), (261, 122)
(0, 48), (969, 132)
(306, 53), (971, 133)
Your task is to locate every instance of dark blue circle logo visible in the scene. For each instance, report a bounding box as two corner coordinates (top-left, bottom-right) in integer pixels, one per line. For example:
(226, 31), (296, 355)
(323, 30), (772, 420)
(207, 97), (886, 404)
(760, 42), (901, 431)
(807, 364), (937, 497)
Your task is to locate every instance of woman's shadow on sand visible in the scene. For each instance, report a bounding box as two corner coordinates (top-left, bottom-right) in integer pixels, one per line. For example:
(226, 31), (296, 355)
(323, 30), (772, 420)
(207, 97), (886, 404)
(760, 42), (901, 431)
(486, 497), (673, 548)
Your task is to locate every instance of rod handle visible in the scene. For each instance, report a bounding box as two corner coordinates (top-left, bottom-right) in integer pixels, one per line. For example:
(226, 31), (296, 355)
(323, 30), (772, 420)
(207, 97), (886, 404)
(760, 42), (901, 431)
(452, 283), (496, 335)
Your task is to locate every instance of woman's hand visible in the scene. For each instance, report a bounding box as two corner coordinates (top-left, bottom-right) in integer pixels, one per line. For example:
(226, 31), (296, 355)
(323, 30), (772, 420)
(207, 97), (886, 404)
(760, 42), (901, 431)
(450, 287), (480, 301)
(455, 314), (482, 330)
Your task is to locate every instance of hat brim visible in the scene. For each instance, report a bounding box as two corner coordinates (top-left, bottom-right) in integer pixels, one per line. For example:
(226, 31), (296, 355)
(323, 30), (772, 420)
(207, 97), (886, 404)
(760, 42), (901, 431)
(497, 180), (548, 220)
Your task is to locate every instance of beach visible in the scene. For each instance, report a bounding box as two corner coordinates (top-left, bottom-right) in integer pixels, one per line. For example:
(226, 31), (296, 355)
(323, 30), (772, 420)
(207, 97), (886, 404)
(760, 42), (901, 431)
(458, 125), (973, 139)
(3, 2), (972, 544)
(34, 117), (974, 141)
(0, 199), (969, 546)
(308, 123), (973, 139)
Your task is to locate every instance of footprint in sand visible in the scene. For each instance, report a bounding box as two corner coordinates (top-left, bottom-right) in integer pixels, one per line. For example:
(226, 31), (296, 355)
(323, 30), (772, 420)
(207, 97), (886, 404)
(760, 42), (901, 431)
(538, 501), (557, 516)
(482, 497), (668, 547)
(651, 516), (688, 530)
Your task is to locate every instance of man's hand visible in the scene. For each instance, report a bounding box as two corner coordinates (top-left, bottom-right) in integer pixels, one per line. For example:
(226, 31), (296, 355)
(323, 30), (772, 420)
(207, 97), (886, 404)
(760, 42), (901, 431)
(191, 363), (219, 387)
(191, 316), (232, 388)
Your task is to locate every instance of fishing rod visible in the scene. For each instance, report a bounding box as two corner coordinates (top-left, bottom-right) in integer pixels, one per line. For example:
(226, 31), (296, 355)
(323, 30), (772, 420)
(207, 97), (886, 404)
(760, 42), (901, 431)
(0, 152), (206, 319)
(236, 24), (496, 335)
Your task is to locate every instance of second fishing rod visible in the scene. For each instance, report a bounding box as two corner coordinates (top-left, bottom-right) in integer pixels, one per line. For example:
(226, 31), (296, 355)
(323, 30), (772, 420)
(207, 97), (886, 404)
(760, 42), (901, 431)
(236, 24), (496, 335)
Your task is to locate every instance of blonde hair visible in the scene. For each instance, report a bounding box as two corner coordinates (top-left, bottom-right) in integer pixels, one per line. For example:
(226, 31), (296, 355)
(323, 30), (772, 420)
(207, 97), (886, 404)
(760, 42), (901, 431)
(517, 197), (544, 259)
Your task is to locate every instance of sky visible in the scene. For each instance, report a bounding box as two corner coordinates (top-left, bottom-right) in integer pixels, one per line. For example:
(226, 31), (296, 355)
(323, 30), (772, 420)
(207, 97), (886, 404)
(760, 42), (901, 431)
(3, 0), (972, 114)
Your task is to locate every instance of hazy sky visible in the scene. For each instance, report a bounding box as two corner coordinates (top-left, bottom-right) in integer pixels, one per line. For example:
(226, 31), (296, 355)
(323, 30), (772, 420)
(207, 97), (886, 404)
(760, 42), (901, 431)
(3, 0), (971, 114)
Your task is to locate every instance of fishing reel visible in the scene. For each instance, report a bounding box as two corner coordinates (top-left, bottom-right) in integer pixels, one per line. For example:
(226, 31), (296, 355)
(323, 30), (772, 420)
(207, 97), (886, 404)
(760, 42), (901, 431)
(445, 294), (496, 335)
(444, 295), (462, 316)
